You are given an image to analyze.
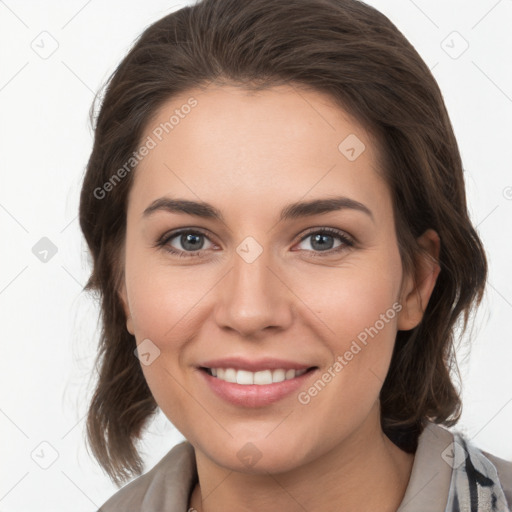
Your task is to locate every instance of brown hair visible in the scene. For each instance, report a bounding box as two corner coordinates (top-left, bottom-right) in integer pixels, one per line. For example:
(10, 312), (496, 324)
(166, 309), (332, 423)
(79, 0), (487, 486)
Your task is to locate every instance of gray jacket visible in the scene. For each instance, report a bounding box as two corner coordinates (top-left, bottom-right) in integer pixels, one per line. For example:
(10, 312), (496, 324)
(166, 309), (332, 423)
(98, 422), (512, 511)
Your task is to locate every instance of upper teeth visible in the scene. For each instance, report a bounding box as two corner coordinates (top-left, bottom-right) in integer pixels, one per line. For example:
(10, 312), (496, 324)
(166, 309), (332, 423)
(210, 368), (308, 385)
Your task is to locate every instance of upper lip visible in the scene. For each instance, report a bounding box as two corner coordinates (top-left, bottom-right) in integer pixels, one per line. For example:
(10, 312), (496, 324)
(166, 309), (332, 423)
(198, 356), (316, 372)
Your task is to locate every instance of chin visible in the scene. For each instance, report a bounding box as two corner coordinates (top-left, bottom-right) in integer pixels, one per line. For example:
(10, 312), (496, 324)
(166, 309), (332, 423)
(199, 436), (313, 475)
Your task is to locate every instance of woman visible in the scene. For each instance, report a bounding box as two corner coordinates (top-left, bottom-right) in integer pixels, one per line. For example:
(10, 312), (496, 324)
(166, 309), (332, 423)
(79, 0), (512, 510)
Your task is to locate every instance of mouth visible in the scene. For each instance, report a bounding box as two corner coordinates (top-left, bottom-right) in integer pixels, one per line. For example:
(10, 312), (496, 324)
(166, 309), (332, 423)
(199, 366), (318, 385)
(198, 364), (320, 407)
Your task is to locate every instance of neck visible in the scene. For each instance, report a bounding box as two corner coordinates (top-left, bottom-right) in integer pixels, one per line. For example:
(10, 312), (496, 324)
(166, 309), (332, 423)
(189, 408), (415, 512)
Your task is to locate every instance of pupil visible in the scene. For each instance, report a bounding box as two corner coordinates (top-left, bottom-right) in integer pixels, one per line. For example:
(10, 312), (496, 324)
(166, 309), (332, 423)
(312, 234), (333, 251)
(183, 233), (203, 250)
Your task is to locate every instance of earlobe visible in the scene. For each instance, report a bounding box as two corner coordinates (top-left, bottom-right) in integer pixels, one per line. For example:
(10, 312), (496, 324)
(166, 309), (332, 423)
(118, 282), (135, 335)
(397, 229), (441, 331)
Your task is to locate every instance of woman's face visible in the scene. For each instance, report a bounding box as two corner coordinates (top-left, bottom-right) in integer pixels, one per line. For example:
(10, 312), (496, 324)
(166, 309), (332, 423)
(119, 83), (439, 473)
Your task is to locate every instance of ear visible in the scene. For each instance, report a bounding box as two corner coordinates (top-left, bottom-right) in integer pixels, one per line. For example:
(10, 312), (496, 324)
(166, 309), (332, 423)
(397, 229), (441, 331)
(118, 281), (135, 335)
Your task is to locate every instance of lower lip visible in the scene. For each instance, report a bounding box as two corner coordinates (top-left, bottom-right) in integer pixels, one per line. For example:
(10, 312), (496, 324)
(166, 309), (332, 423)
(198, 368), (318, 407)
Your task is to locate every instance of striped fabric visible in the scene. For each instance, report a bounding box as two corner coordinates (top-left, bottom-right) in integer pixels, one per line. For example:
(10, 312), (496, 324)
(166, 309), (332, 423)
(445, 433), (510, 511)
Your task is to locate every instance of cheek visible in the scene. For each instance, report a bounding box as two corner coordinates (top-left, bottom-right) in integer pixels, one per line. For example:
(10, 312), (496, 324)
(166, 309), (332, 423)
(124, 248), (203, 343)
(125, 262), (202, 427)
(335, 276), (400, 347)
(291, 251), (402, 391)
(293, 252), (401, 341)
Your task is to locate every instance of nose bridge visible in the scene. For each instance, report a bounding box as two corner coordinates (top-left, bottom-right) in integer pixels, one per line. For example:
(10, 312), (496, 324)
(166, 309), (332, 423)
(214, 239), (292, 336)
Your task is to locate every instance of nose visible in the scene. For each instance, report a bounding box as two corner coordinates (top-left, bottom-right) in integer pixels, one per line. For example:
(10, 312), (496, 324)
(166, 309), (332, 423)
(213, 247), (294, 339)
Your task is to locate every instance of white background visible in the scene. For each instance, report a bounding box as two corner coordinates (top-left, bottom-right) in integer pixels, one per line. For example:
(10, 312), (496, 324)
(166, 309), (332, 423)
(1, 0), (511, 510)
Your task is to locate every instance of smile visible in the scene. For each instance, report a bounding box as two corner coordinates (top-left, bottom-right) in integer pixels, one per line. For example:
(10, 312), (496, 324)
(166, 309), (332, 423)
(203, 367), (310, 385)
(198, 366), (319, 407)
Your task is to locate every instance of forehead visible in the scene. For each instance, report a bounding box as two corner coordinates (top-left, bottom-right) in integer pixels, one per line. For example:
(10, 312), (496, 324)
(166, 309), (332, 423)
(128, 84), (390, 220)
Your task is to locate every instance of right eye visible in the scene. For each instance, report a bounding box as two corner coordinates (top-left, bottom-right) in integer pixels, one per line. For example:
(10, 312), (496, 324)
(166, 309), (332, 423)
(157, 229), (216, 258)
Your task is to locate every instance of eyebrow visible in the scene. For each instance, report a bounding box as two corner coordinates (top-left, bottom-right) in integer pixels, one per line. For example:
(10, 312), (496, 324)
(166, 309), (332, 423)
(142, 196), (374, 223)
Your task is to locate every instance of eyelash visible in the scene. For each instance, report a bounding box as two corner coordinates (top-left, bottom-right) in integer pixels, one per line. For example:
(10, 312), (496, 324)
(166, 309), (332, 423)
(155, 227), (355, 259)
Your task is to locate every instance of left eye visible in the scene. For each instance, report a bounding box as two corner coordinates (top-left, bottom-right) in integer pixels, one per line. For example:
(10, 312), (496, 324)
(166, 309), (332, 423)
(295, 228), (354, 254)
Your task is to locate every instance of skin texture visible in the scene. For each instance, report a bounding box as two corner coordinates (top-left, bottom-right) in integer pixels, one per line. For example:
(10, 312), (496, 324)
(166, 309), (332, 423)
(118, 84), (441, 512)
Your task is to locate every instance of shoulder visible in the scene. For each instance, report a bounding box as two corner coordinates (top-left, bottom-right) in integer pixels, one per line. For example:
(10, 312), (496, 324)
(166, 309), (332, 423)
(449, 429), (512, 511)
(97, 440), (197, 512)
(398, 422), (512, 512)
(481, 449), (512, 509)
